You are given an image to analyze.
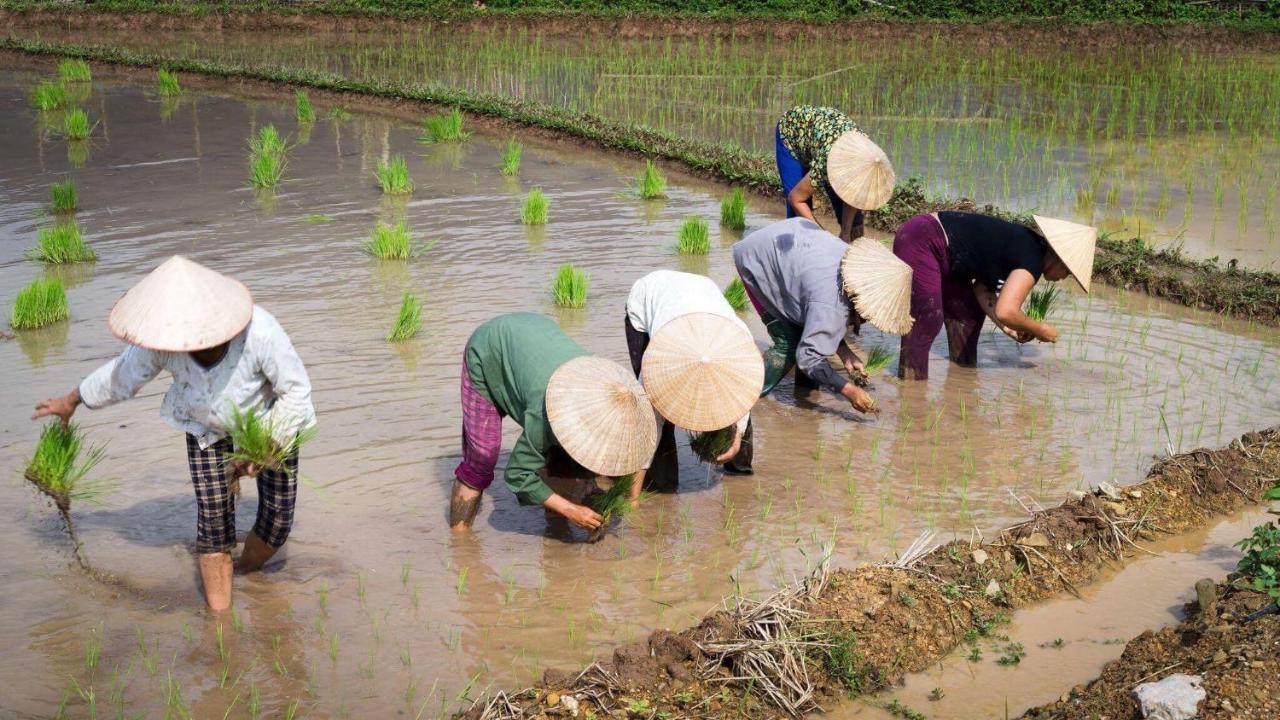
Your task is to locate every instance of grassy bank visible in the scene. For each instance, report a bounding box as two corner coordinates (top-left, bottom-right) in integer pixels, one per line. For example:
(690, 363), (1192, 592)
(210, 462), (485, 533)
(3, 37), (1279, 324)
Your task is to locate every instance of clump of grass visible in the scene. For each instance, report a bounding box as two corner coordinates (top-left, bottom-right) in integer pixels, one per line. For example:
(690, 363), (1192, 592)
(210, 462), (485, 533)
(419, 107), (469, 142)
(295, 90), (315, 123)
(50, 179), (77, 214)
(327, 107), (352, 122)
(156, 68), (180, 96)
(24, 421), (107, 513)
(376, 155), (414, 195)
(676, 217), (710, 255)
(853, 347), (896, 388)
(587, 475), (636, 542)
(11, 276), (70, 329)
(363, 221), (413, 260)
(720, 187), (746, 230)
(688, 426), (736, 463)
(225, 406), (316, 476)
(302, 214), (333, 224)
(32, 81), (66, 111)
(500, 139), (522, 176)
(29, 222), (96, 264)
(636, 160), (666, 199)
(521, 187), (549, 225)
(387, 292), (422, 342)
(248, 125), (287, 189)
(1026, 283), (1063, 321)
(58, 59), (92, 83)
(723, 278), (749, 312)
(62, 108), (91, 140)
(552, 264), (588, 308)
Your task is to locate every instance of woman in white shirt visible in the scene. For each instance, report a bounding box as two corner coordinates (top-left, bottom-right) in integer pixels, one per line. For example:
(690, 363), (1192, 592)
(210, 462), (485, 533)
(32, 256), (315, 611)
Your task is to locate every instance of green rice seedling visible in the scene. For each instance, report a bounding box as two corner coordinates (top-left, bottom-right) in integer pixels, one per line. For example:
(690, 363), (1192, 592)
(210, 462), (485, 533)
(58, 59), (92, 83)
(295, 91), (315, 123)
(31, 81), (66, 111)
(24, 421), (107, 513)
(49, 179), (77, 214)
(499, 138), (522, 176)
(723, 277), (749, 312)
(29, 222), (96, 264)
(419, 107), (469, 142)
(363, 221), (414, 259)
(156, 69), (180, 97)
(1026, 283), (1062, 321)
(676, 217), (710, 255)
(62, 108), (91, 140)
(302, 214), (333, 224)
(521, 187), (549, 225)
(587, 475), (636, 542)
(720, 187), (746, 230)
(636, 160), (666, 199)
(376, 155), (414, 195)
(387, 292), (422, 342)
(224, 405), (317, 476)
(327, 107), (352, 122)
(11, 276), (70, 330)
(688, 426), (737, 463)
(248, 125), (287, 189)
(551, 264), (588, 308)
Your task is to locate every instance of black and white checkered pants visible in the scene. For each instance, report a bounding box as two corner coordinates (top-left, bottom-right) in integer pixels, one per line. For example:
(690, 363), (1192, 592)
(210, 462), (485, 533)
(185, 434), (298, 554)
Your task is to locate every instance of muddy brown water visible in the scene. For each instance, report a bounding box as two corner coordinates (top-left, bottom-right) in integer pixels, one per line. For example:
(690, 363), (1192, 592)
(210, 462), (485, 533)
(1, 69), (1278, 718)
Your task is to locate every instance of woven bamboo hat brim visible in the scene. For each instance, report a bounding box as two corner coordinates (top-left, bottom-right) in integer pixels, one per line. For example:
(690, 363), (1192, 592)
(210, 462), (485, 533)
(640, 313), (763, 432)
(107, 256), (253, 352)
(546, 356), (659, 477)
(826, 130), (896, 211)
(1033, 215), (1097, 293)
(841, 239), (914, 335)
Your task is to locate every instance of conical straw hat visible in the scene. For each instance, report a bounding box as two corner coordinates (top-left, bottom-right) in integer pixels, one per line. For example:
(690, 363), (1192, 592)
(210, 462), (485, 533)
(826, 130), (896, 211)
(1033, 215), (1097, 293)
(107, 256), (253, 352)
(546, 356), (659, 477)
(641, 313), (763, 432)
(841, 239), (914, 335)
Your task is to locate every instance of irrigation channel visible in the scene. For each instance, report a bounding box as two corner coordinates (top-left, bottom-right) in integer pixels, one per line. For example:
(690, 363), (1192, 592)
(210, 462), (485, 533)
(1, 63), (1278, 718)
(5, 15), (1280, 269)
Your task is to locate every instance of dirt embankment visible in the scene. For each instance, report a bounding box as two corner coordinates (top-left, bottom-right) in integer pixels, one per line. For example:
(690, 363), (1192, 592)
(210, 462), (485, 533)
(461, 428), (1280, 720)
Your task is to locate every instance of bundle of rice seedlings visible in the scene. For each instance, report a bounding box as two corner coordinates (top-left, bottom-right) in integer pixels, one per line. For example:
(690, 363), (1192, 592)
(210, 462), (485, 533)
(295, 90), (315, 123)
(156, 69), (180, 97)
(521, 187), (548, 225)
(636, 159), (666, 199)
(225, 405), (316, 476)
(11, 276), (70, 330)
(31, 81), (66, 111)
(376, 155), (414, 195)
(387, 292), (422, 341)
(28, 222), (96, 264)
(50, 179), (77, 214)
(552, 264), (588, 308)
(24, 421), (107, 514)
(500, 139), (522, 176)
(248, 125), (287, 189)
(587, 474), (636, 542)
(723, 277), (749, 312)
(62, 108), (92, 140)
(676, 217), (710, 255)
(689, 426), (737, 463)
(1025, 283), (1062, 321)
(58, 59), (92, 83)
(363, 221), (413, 259)
(852, 346), (896, 388)
(720, 187), (747, 231)
(327, 107), (352, 122)
(419, 107), (469, 142)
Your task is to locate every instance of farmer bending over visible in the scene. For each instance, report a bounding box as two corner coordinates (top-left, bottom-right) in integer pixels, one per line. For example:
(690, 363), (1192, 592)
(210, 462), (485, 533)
(450, 313), (657, 533)
(32, 256), (315, 611)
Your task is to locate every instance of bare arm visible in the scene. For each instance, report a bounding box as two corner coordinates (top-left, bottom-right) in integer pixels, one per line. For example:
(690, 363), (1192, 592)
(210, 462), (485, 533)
(980, 271), (1059, 343)
(786, 175), (824, 230)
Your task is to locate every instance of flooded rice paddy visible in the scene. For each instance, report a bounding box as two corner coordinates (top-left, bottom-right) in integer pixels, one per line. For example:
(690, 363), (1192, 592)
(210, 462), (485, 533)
(7, 20), (1280, 267)
(1, 66), (1278, 718)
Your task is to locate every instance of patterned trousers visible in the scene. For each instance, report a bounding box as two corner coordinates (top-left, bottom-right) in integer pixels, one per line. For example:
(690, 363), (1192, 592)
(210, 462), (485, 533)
(185, 434), (298, 554)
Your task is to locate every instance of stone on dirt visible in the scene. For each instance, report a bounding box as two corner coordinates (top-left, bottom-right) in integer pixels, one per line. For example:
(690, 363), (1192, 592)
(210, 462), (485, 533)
(971, 548), (989, 566)
(1132, 674), (1206, 720)
(1194, 578), (1218, 617)
(985, 579), (1001, 597)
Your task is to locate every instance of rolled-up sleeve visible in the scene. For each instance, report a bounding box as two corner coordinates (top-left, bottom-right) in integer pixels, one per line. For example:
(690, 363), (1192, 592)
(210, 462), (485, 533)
(259, 317), (316, 446)
(795, 303), (850, 394)
(78, 346), (164, 410)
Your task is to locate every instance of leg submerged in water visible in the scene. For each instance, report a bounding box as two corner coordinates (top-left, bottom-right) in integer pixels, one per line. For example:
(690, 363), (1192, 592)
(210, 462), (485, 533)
(893, 215), (949, 380)
(450, 479), (483, 530)
(453, 356), (502, 531)
(187, 434), (238, 609)
(238, 445), (298, 573)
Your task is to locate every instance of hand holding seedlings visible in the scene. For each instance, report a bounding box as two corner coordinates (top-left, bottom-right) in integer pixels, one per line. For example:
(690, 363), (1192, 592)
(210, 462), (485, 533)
(842, 383), (878, 414)
(545, 494), (603, 532)
(32, 387), (82, 428)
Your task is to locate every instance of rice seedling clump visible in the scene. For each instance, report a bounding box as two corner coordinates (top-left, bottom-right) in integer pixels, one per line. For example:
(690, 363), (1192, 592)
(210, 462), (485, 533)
(853, 347), (897, 388)
(420, 107), (469, 142)
(1026, 283), (1063, 321)
(156, 69), (180, 96)
(11, 276), (70, 330)
(29, 222), (96, 264)
(522, 187), (549, 225)
(636, 159), (666, 199)
(723, 277), (749, 312)
(500, 139), (523, 176)
(225, 406), (316, 475)
(363, 221), (414, 259)
(552, 264), (588, 308)
(586, 474), (636, 542)
(58, 59), (92, 83)
(688, 426), (737, 463)
(50, 179), (77, 214)
(376, 155), (414, 195)
(327, 107), (352, 122)
(720, 187), (747, 230)
(31, 81), (66, 111)
(24, 421), (107, 513)
(248, 125), (287, 189)
(676, 217), (710, 255)
(62, 108), (91, 140)
(387, 292), (422, 342)
(295, 90), (315, 123)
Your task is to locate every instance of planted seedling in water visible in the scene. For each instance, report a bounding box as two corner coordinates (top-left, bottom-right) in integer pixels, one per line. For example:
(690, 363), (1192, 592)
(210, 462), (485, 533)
(29, 221), (96, 263)
(723, 277), (749, 312)
(376, 155), (414, 195)
(688, 426), (737, 463)
(636, 160), (666, 199)
(387, 292), (422, 342)
(58, 59), (91, 83)
(62, 108), (92, 141)
(31, 81), (66, 111)
(295, 91), (315, 123)
(50, 179), (77, 213)
(363, 221), (414, 259)
(521, 187), (548, 225)
(1025, 283), (1062, 321)
(853, 347), (896, 387)
(676, 217), (710, 255)
(11, 276), (70, 330)
(327, 107), (352, 122)
(500, 139), (522, 176)
(720, 187), (746, 230)
(586, 475), (636, 542)
(156, 69), (180, 96)
(25, 421), (107, 517)
(420, 107), (469, 142)
(225, 405), (316, 477)
(248, 125), (287, 189)
(551, 264), (588, 308)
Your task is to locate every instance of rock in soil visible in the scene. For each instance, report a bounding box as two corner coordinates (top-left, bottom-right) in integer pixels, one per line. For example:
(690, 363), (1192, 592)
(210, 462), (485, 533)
(1132, 673), (1205, 720)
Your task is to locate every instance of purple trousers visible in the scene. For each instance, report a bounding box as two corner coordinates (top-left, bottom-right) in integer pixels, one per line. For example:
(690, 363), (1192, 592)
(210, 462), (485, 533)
(455, 360), (503, 491)
(893, 214), (986, 380)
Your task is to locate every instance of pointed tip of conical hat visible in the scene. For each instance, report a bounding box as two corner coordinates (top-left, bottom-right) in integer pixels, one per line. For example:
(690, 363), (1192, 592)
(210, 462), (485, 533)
(1034, 215), (1097, 293)
(826, 131), (896, 211)
(107, 255), (253, 351)
(841, 239), (914, 335)
(640, 313), (762, 431)
(546, 356), (658, 477)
